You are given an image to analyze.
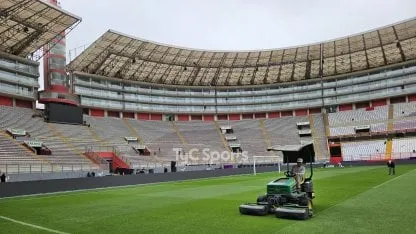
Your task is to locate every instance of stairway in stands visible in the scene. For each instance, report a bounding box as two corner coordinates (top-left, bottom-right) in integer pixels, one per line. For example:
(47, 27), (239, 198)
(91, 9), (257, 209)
(126, 120), (183, 161)
(309, 114), (329, 161)
(225, 119), (268, 156)
(0, 131), (44, 168)
(176, 121), (227, 155)
(172, 121), (202, 163)
(0, 106), (95, 166)
(385, 105), (394, 159)
(214, 121), (232, 153)
(259, 119), (277, 156)
(323, 113), (330, 137)
(48, 123), (101, 166)
(123, 118), (143, 144)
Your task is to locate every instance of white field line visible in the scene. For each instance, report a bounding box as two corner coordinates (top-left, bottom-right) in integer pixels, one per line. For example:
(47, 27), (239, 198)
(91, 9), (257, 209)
(316, 168), (416, 216)
(373, 168), (416, 188)
(0, 215), (70, 234)
(316, 169), (416, 215)
(279, 168), (416, 232)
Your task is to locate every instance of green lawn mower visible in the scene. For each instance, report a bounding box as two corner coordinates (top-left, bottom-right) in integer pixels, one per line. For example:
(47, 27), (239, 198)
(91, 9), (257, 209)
(239, 144), (315, 220)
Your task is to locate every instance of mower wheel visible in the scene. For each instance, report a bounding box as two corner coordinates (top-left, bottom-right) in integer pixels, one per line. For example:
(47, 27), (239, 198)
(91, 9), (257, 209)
(257, 195), (267, 203)
(298, 196), (309, 206)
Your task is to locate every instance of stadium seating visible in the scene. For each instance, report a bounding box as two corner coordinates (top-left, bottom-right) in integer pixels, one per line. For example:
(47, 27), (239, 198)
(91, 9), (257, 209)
(370, 123), (388, 132)
(0, 106), (96, 167)
(326, 102), (416, 137)
(328, 106), (388, 126)
(0, 133), (39, 170)
(84, 116), (133, 145)
(393, 119), (416, 131)
(392, 137), (416, 159)
(4, 100), (416, 174)
(341, 140), (386, 161)
(0, 105), (34, 129)
(329, 123), (388, 136)
(126, 119), (184, 159)
(264, 116), (311, 146)
(329, 126), (355, 136)
(176, 121), (226, 155)
(114, 145), (163, 169)
(393, 102), (416, 118)
(218, 120), (268, 156)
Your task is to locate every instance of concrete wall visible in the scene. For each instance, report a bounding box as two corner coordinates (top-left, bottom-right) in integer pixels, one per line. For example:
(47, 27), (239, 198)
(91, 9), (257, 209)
(0, 166), (280, 198)
(1, 159), (415, 198)
(6, 169), (106, 183)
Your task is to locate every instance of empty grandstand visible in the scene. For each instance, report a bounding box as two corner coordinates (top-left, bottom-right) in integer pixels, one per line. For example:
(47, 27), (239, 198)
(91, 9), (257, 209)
(0, 0), (86, 174)
(1, 1), (416, 180)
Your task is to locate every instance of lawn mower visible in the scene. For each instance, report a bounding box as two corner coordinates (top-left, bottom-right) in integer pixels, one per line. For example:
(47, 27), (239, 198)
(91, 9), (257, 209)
(239, 144), (315, 220)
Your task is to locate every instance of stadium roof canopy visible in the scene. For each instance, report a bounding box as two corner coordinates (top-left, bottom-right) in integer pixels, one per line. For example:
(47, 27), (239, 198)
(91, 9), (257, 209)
(268, 141), (314, 152)
(68, 18), (416, 86)
(0, 0), (81, 59)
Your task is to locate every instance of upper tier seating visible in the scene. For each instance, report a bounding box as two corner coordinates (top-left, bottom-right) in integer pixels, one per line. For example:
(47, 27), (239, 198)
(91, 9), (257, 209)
(393, 102), (416, 118)
(329, 122), (388, 136)
(328, 106), (388, 126)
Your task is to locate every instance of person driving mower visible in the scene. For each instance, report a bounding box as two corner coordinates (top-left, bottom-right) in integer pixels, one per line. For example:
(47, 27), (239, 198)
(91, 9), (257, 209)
(292, 158), (305, 191)
(240, 145), (315, 220)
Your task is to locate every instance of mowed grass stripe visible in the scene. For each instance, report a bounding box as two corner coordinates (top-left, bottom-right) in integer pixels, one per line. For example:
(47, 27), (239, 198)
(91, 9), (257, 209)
(0, 166), (386, 234)
(0, 165), (377, 202)
(140, 166), (381, 200)
(0, 215), (70, 234)
(279, 167), (416, 234)
(0, 218), (50, 234)
(1, 165), (414, 234)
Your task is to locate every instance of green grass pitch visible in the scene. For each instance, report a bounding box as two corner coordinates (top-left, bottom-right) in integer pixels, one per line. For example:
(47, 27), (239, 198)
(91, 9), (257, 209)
(1, 165), (416, 234)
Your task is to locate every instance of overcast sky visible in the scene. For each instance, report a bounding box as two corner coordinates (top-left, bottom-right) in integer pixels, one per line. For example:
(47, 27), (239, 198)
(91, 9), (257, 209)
(62, 0), (416, 55)
(39, 0), (416, 91)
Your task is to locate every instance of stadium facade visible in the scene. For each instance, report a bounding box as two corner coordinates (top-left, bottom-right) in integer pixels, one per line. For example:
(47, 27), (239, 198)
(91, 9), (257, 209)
(0, 0), (81, 109)
(66, 20), (416, 121)
(1, 0), (416, 179)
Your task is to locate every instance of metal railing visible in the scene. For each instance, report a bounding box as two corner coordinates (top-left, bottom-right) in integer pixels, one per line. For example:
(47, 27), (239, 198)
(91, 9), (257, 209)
(0, 153), (284, 175)
(84, 145), (112, 169)
(38, 90), (80, 104)
(0, 163), (104, 175)
(85, 145), (134, 168)
(341, 152), (416, 161)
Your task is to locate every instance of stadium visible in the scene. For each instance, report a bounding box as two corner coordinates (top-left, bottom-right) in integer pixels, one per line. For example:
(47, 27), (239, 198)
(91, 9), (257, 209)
(1, 0), (416, 233)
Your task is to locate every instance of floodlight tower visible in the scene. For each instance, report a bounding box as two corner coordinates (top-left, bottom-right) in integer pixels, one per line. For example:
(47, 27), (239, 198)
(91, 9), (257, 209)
(39, 0), (80, 106)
